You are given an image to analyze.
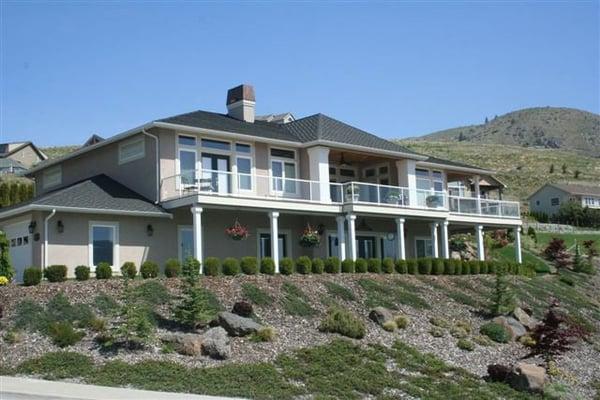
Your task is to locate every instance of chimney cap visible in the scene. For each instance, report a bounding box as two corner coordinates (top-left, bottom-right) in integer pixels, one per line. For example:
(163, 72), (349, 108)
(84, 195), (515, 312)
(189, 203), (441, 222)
(227, 84), (255, 105)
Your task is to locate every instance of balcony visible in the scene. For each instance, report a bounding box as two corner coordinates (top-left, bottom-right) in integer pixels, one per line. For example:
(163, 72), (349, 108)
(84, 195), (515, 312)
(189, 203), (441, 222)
(160, 170), (520, 218)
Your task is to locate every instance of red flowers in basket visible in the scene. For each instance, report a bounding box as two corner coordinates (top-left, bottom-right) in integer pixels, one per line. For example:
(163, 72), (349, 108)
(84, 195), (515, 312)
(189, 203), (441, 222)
(299, 224), (320, 248)
(225, 220), (249, 241)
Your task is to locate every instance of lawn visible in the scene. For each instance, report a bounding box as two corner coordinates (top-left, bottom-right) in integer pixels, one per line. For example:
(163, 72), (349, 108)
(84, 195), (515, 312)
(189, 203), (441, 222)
(492, 245), (551, 273)
(536, 232), (600, 249)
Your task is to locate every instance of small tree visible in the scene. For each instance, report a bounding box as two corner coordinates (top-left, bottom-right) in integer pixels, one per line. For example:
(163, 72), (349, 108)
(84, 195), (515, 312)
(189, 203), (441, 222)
(549, 164), (555, 174)
(572, 243), (585, 273)
(573, 170), (581, 179)
(0, 232), (14, 281)
(543, 238), (570, 271)
(490, 269), (515, 316)
(561, 163), (567, 174)
(108, 279), (155, 349)
(173, 257), (216, 329)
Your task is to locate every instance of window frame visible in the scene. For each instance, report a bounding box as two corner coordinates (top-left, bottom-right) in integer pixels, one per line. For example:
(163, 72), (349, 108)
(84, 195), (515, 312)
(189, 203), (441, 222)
(88, 221), (119, 269)
(118, 137), (146, 165)
(42, 165), (62, 189)
(268, 147), (298, 196)
(256, 228), (292, 260)
(414, 236), (433, 258)
(550, 197), (560, 206)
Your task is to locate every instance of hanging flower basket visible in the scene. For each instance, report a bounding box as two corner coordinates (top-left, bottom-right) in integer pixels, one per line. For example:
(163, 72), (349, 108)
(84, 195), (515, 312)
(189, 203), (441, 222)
(299, 224), (320, 248)
(225, 220), (249, 241)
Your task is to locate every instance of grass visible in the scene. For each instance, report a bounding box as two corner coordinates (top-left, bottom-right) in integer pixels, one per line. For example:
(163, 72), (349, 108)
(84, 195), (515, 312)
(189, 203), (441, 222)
(536, 232), (600, 249)
(130, 281), (171, 305)
(493, 245), (551, 273)
(417, 277), (483, 308)
(358, 278), (430, 310)
(281, 282), (316, 317)
(323, 281), (356, 301)
(241, 283), (273, 306)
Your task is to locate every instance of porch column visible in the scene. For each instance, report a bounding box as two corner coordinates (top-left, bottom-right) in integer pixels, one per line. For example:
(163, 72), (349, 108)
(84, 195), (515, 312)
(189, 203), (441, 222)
(441, 220), (450, 259)
(191, 206), (203, 271)
(346, 214), (357, 261)
(396, 159), (417, 207)
(269, 212), (280, 273)
(475, 224), (485, 261)
(307, 146), (331, 203)
(473, 174), (481, 214)
(430, 222), (439, 258)
(514, 226), (522, 264)
(395, 217), (406, 260)
(335, 216), (346, 261)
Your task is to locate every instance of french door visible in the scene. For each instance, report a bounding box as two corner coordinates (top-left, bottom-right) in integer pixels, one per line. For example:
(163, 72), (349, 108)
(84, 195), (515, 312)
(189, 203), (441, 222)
(356, 236), (376, 259)
(202, 153), (230, 194)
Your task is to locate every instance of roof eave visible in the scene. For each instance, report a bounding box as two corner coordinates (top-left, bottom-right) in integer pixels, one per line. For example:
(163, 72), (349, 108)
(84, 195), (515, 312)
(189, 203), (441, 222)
(416, 160), (495, 175)
(0, 204), (172, 220)
(302, 140), (427, 160)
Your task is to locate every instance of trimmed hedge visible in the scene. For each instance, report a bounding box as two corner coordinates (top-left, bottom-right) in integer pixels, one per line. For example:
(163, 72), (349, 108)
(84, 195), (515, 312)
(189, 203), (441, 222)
(324, 257), (340, 274)
(280, 258), (294, 275)
(240, 257), (258, 275)
(368, 258), (382, 273)
(95, 262), (112, 279)
(120, 262), (137, 279)
(44, 265), (67, 283)
(204, 257), (221, 276)
(164, 258), (181, 278)
(222, 257), (240, 276)
(140, 261), (159, 279)
(74, 265), (90, 281)
(432, 258), (445, 275)
(295, 256), (312, 275)
(395, 259), (407, 274)
(443, 259), (455, 275)
(311, 258), (324, 274)
(23, 267), (42, 286)
(341, 259), (355, 273)
(407, 259), (418, 274)
(417, 258), (432, 275)
(260, 257), (275, 275)
(382, 257), (395, 274)
(355, 258), (368, 273)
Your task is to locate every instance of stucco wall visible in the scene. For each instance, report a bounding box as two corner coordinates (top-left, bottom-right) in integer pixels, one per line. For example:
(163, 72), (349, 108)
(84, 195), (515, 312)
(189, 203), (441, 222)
(528, 186), (574, 216)
(7, 145), (43, 168)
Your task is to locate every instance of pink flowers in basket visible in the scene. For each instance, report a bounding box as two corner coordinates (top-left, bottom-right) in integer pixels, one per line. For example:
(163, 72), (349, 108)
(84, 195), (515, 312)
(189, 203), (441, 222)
(225, 220), (249, 241)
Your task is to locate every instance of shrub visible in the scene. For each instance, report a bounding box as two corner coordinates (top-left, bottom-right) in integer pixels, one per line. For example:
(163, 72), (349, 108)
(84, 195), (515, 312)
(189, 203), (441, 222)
(443, 259), (454, 275)
(488, 261), (499, 274)
(0, 232), (15, 281)
(461, 260), (471, 275)
(222, 257), (240, 276)
(454, 259), (463, 275)
(395, 259), (407, 274)
(140, 261), (159, 279)
(120, 262), (137, 279)
(407, 259), (418, 274)
(468, 260), (480, 274)
(382, 258), (395, 274)
(324, 257), (340, 274)
(473, 334), (494, 346)
(355, 258), (368, 273)
(341, 259), (355, 273)
(173, 286), (222, 330)
(457, 339), (474, 351)
(241, 283), (273, 306)
(490, 271), (516, 316)
(132, 281), (170, 305)
(480, 261), (490, 274)
(395, 315), (409, 329)
(311, 258), (324, 274)
(450, 326), (468, 339)
(48, 322), (84, 347)
(23, 267), (42, 286)
(203, 257), (221, 276)
(295, 256), (312, 274)
(164, 258), (181, 278)
(251, 326), (276, 342)
(93, 294), (119, 316)
(44, 265), (67, 283)
(74, 266), (90, 281)
(480, 322), (511, 343)
(519, 334), (536, 347)
(430, 317), (450, 328)
(240, 257), (258, 275)
(318, 307), (366, 339)
(382, 320), (397, 332)
(279, 258), (294, 275)
(260, 257), (275, 275)
(367, 258), (381, 273)
(232, 301), (253, 317)
(182, 257), (201, 280)
(95, 262), (112, 279)
(0, 276), (7, 286)
(432, 258), (445, 275)
(429, 326), (445, 337)
(417, 258), (432, 275)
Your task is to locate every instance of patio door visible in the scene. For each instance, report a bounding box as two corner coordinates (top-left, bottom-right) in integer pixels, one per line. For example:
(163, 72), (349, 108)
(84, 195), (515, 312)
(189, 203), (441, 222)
(202, 153), (230, 194)
(356, 236), (376, 259)
(178, 226), (194, 262)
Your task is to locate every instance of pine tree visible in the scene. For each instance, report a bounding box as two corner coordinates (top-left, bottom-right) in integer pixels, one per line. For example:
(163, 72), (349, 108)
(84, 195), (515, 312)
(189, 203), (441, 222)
(574, 170), (581, 179)
(0, 182), (9, 207)
(490, 270), (515, 316)
(0, 232), (14, 281)
(572, 243), (584, 272)
(561, 164), (567, 174)
(549, 164), (555, 174)
(485, 117), (489, 124)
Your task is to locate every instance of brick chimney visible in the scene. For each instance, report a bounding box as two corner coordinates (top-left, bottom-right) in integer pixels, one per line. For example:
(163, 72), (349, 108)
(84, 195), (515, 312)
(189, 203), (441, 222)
(226, 84), (255, 123)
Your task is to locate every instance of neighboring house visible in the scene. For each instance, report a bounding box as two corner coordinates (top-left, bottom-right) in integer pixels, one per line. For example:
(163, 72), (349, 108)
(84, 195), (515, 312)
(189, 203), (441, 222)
(528, 183), (600, 216)
(0, 142), (48, 172)
(82, 134), (105, 148)
(0, 84), (523, 281)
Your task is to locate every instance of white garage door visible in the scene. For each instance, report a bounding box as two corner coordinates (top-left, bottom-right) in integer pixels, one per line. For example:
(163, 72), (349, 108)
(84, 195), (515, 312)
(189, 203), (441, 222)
(3, 221), (32, 283)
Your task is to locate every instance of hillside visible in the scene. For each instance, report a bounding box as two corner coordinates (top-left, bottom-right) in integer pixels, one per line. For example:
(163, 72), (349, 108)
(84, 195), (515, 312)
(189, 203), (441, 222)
(399, 140), (600, 202)
(41, 145), (79, 159)
(417, 107), (600, 157)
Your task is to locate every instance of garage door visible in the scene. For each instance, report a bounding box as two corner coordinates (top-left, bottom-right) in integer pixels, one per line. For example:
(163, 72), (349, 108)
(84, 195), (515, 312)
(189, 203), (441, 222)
(3, 221), (32, 283)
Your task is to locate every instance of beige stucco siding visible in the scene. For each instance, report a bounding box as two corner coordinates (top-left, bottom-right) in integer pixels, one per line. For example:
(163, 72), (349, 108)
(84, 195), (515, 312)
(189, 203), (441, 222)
(528, 186), (574, 216)
(7, 145), (44, 168)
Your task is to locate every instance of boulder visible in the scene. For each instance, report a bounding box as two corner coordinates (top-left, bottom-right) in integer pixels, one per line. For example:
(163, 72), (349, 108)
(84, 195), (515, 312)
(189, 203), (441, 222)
(218, 311), (262, 336)
(512, 307), (539, 331)
(202, 327), (231, 360)
(163, 333), (203, 356)
(507, 362), (546, 393)
(450, 251), (462, 260)
(232, 301), (253, 318)
(369, 307), (394, 326)
(493, 316), (527, 340)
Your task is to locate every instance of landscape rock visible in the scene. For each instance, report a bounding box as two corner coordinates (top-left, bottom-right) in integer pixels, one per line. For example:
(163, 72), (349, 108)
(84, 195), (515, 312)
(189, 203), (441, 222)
(450, 251), (462, 260)
(201, 327), (231, 360)
(512, 307), (539, 331)
(493, 316), (527, 340)
(163, 333), (203, 356)
(507, 362), (546, 393)
(369, 307), (394, 326)
(232, 301), (253, 318)
(218, 311), (262, 336)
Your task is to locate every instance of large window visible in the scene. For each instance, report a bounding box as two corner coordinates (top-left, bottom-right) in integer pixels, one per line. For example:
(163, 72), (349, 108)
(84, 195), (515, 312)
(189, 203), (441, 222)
(43, 166), (62, 189)
(551, 198), (560, 206)
(270, 148), (297, 195)
(259, 233), (288, 259)
(89, 222), (118, 268)
(119, 137), (145, 164)
(415, 238), (433, 258)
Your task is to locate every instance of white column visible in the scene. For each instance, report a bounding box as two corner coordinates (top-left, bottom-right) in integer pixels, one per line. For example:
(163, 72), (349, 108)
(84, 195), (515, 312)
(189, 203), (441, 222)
(514, 226), (522, 264)
(191, 206), (203, 271)
(335, 216), (346, 261)
(430, 222), (439, 258)
(396, 159), (417, 207)
(395, 217), (406, 260)
(307, 146), (331, 203)
(346, 214), (357, 261)
(475, 224), (485, 261)
(269, 211), (280, 272)
(473, 174), (481, 214)
(441, 220), (450, 259)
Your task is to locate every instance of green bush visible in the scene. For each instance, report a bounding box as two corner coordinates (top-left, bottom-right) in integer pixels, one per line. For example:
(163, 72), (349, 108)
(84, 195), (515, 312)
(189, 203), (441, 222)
(132, 281), (170, 306)
(318, 307), (366, 339)
(164, 258), (181, 278)
(48, 322), (84, 347)
(280, 258), (294, 275)
(461, 260), (471, 275)
(295, 256), (312, 274)
(480, 322), (511, 343)
(454, 259), (463, 275)
(0, 232), (15, 281)
(432, 258), (445, 275)
(182, 257), (201, 280)
(443, 259), (455, 275)
(222, 257), (240, 276)
(457, 338), (474, 351)
(355, 258), (368, 273)
(74, 266), (90, 281)
(120, 262), (137, 279)
(468, 260), (480, 275)
(140, 261), (159, 279)
(407, 259), (418, 274)
(240, 257), (258, 275)
(367, 258), (381, 273)
(95, 263), (112, 279)
(418, 258), (432, 275)
(341, 259), (355, 273)
(203, 257), (221, 276)
(395, 259), (407, 274)
(488, 261), (498, 274)
(481, 261), (490, 274)
(395, 315), (410, 329)
(44, 265), (67, 283)
(311, 258), (324, 274)
(23, 267), (42, 286)
(260, 257), (275, 275)
(382, 258), (395, 274)
(324, 257), (340, 273)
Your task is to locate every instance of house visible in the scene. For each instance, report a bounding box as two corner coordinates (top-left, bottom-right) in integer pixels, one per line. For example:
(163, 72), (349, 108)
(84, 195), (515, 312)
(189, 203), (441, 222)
(0, 142), (48, 173)
(528, 183), (600, 216)
(0, 84), (523, 281)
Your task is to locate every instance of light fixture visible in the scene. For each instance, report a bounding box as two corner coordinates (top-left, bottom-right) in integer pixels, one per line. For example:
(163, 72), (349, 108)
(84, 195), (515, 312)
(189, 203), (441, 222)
(57, 220), (64, 233)
(386, 232), (395, 241)
(28, 221), (37, 234)
(146, 224), (154, 237)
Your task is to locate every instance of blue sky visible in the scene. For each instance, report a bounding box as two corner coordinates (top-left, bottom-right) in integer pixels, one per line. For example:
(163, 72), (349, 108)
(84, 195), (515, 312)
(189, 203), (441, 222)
(1, 1), (598, 147)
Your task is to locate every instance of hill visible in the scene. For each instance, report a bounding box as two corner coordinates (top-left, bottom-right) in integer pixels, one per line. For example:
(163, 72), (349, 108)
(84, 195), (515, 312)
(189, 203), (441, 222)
(399, 140), (600, 202)
(41, 145), (79, 159)
(417, 107), (600, 157)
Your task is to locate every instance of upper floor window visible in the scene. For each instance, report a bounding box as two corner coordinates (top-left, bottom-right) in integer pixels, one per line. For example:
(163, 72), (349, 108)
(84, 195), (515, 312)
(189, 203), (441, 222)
(270, 148), (295, 159)
(416, 169), (443, 192)
(584, 197), (598, 206)
(119, 138), (145, 164)
(551, 198), (560, 206)
(43, 165), (62, 189)
(178, 135), (196, 147)
(236, 143), (251, 153)
(201, 139), (230, 151)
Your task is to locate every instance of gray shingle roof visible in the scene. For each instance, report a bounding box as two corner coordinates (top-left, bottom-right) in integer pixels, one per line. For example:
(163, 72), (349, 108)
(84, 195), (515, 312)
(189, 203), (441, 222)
(422, 156), (491, 172)
(552, 183), (600, 196)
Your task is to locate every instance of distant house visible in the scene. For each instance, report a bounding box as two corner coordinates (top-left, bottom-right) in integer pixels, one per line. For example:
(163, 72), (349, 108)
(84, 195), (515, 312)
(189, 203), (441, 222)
(528, 183), (600, 216)
(82, 134), (105, 147)
(0, 142), (47, 172)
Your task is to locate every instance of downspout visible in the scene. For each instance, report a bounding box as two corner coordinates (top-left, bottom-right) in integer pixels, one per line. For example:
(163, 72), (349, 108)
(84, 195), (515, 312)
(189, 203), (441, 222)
(142, 129), (160, 204)
(43, 209), (56, 274)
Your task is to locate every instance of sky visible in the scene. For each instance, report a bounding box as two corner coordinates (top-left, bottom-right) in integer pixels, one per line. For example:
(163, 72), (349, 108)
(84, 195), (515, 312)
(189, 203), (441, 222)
(0, 1), (598, 147)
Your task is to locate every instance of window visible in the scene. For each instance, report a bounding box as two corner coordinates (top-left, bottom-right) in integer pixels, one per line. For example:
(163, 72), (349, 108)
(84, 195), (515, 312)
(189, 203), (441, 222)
(415, 238), (433, 258)
(365, 168), (376, 178)
(179, 149), (197, 185)
(236, 157), (252, 190)
(89, 222), (118, 267)
(235, 143), (251, 153)
(119, 137), (145, 164)
(201, 139), (230, 151)
(551, 198), (560, 206)
(340, 169), (355, 177)
(416, 169), (430, 190)
(328, 234), (339, 258)
(270, 148), (295, 159)
(259, 233), (288, 259)
(43, 166), (62, 189)
(178, 135), (196, 146)
(432, 171), (443, 192)
(270, 148), (297, 194)
(536, 200), (540, 206)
